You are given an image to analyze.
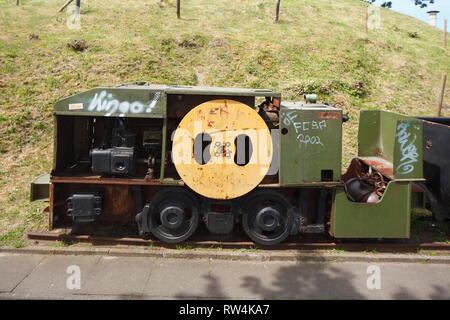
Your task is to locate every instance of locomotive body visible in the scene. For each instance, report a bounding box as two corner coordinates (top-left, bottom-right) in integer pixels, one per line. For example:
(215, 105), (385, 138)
(30, 83), (441, 245)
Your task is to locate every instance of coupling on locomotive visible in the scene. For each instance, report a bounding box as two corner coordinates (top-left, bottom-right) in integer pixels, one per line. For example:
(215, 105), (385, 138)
(30, 83), (450, 245)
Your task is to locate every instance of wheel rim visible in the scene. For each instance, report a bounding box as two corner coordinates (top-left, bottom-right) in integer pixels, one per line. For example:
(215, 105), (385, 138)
(255, 207), (279, 232)
(242, 192), (293, 246)
(148, 193), (199, 243)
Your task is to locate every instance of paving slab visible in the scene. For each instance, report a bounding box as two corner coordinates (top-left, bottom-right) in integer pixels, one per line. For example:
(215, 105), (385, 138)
(13, 255), (101, 296)
(1, 252), (450, 299)
(80, 256), (156, 296)
(144, 259), (450, 300)
(144, 258), (214, 298)
(374, 263), (450, 299)
(219, 260), (368, 300)
(203, 260), (288, 299)
(0, 253), (44, 293)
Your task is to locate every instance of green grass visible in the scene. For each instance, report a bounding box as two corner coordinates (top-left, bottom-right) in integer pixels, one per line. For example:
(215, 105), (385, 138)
(0, 226), (27, 248)
(0, 0), (449, 245)
(48, 240), (71, 247)
(175, 244), (193, 250)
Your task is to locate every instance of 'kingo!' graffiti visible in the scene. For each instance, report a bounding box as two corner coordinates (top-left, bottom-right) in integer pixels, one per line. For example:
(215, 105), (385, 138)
(87, 91), (161, 116)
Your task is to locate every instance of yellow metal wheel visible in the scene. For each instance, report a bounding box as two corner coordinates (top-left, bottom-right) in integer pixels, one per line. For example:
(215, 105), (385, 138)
(172, 99), (273, 200)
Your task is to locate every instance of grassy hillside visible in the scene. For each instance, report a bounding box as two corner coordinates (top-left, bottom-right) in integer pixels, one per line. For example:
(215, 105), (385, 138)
(0, 0), (449, 246)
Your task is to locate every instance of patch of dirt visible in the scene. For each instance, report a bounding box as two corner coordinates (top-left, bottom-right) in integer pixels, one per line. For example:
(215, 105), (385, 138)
(28, 34), (40, 40)
(67, 40), (88, 52)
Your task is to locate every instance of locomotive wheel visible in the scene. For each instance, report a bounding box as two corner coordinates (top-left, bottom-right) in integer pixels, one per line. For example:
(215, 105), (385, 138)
(241, 191), (294, 246)
(147, 189), (199, 244)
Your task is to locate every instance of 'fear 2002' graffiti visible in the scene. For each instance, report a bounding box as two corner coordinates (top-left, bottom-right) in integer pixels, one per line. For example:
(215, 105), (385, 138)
(88, 91), (161, 116)
(283, 111), (327, 147)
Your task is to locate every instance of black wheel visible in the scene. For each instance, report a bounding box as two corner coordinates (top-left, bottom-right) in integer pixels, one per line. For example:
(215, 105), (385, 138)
(147, 189), (199, 243)
(241, 191), (294, 246)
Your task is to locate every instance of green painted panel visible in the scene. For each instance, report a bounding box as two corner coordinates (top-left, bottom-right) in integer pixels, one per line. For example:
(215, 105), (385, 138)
(331, 181), (411, 238)
(165, 85), (280, 97)
(280, 104), (342, 184)
(54, 87), (166, 118)
(358, 110), (381, 157)
(357, 110), (423, 181)
(358, 110), (416, 161)
(30, 173), (50, 201)
(53, 85), (281, 118)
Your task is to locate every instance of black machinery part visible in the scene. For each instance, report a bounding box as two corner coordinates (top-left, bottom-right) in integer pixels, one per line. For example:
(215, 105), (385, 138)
(415, 117), (450, 221)
(91, 147), (135, 175)
(67, 192), (102, 222)
(90, 118), (137, 176)
(135, 188), (200, 243)
(202, 199), (236, 234)
(241, 190), (297, 246)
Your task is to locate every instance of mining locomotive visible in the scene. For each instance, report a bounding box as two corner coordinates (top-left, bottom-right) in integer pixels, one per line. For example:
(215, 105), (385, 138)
(30, 83), (450, 245)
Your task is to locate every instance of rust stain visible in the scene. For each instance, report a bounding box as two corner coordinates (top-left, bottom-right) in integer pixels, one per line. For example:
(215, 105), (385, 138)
(209, 107), (219, 115)
(317, 112), (340, 120)
(220, 106), (229, 116)
(362, 159), (393, 177)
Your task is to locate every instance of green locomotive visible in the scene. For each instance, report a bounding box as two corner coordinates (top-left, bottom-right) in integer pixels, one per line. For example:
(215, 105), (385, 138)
(30, 83), (429, 245)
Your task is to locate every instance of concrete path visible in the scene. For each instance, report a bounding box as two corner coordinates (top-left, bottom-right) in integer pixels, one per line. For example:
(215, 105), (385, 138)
(0, 252), (449, 299)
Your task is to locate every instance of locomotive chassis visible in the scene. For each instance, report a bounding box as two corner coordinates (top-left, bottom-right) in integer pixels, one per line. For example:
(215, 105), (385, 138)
(30, 83), (432, 245)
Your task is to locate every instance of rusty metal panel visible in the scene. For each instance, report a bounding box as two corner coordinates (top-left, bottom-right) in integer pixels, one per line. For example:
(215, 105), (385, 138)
(279, 103), (342, 185)
(331, 181), (411, 238)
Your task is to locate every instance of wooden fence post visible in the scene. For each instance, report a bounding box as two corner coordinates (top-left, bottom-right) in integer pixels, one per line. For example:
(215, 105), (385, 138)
(177, 0), (181, 19)
(76, 0), (81, 15)
(365, 6), (369, 38)
(436, 73), (447, 117)
(275, 0), (281, 22)
(59, 0), (74, 12)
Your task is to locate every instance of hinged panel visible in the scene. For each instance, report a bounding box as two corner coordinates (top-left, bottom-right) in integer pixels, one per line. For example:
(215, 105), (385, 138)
(279, 105), (342, 185)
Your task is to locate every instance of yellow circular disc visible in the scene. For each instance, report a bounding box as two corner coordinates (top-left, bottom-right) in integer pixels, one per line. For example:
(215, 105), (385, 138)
(172, 99), (273, 200)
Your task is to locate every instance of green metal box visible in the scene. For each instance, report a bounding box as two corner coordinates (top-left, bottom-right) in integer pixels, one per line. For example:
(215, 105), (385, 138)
(331, 110), (424, 238)
(331, 181), (411, 238)
(279, 102), (342, 186)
